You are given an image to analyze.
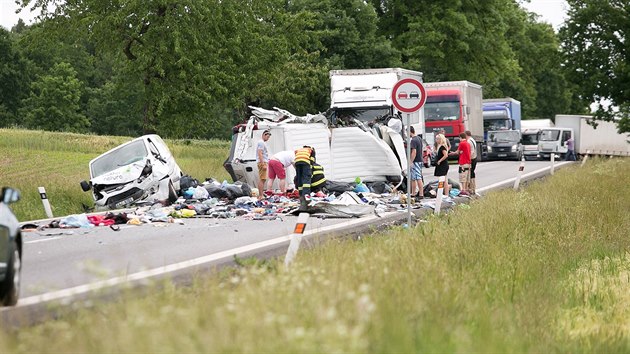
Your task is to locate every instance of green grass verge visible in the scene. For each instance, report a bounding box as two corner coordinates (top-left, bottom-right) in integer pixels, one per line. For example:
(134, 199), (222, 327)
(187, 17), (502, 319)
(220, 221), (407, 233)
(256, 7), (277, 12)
(0, 158), (628, 352)
(0, 128), (231, 221)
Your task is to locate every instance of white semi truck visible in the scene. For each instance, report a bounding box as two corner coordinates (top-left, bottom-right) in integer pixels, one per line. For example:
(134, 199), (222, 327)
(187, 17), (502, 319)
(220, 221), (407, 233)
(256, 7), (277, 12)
(521, 119), (555, 160)
(329, 68), (425, 136)
(554, 115), (630, 157)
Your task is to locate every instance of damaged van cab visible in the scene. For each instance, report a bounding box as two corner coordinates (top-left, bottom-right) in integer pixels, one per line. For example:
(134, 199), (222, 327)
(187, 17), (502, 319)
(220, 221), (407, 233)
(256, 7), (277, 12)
(80, 135), (183, 210)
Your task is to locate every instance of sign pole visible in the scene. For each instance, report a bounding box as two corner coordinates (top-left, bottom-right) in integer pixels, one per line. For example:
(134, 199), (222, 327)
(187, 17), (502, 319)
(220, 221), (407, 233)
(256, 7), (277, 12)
(390, 77), (427, 231)
(406, 113), (412, 228)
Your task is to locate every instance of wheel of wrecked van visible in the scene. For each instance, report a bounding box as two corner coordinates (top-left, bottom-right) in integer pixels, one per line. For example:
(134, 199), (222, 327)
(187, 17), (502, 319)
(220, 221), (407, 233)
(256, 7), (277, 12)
(0, 241), (21, 306)
(167, 180), (178, 205)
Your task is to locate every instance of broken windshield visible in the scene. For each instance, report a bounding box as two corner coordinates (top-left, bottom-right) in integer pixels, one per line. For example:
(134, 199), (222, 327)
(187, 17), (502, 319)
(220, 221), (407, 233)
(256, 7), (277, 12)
(332, 107), (391, 124)
(91, 139), (148, 178)
(424, 102), (460, 121)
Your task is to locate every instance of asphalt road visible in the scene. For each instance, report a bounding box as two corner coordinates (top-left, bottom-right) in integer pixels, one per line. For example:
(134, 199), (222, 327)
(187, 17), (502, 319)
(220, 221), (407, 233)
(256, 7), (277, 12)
(10, 159), (572, 311)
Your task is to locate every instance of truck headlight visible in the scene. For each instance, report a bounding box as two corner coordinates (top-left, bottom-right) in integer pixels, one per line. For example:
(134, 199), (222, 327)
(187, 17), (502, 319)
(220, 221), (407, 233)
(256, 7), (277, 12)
(511, 145), (518, 152)
(487, 146), (492, 152)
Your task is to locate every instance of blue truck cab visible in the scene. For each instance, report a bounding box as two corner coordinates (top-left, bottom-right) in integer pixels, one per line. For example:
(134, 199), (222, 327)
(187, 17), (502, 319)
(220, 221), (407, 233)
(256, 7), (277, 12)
(482, 98), (522, 141)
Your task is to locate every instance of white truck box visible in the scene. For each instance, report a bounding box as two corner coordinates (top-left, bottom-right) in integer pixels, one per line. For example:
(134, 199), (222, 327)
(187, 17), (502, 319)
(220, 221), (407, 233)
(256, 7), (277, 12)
(521, 119), (554, 129)
(329, 68), (425, 136)
(555, 115), (630, 156)
(226, 107), (406, 189)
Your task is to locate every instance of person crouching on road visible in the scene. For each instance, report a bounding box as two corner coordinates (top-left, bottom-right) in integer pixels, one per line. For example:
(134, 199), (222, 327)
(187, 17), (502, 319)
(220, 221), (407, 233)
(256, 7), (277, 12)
(256, 129), (271, 199)
(449, 132), (471, 195)
(267, 150), (295, 195)
(294, 146), (316, 209)
(409, 126), (424, 200)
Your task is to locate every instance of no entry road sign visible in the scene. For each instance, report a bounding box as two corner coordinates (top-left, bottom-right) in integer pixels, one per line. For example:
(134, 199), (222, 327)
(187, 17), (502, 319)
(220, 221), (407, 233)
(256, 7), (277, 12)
(392, 78), (426, 113)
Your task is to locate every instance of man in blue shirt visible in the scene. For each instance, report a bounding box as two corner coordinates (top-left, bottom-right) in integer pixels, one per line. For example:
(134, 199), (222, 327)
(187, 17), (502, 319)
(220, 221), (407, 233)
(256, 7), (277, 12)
(409, 126), (424, 200)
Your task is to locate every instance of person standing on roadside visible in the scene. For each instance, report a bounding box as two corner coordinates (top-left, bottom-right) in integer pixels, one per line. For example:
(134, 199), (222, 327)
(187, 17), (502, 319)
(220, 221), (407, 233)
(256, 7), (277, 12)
(565, 136), (576, 161)
(465, 130), (478, 195)
(438, 128), (451, 150)
(256, 129), (271, 198)
(434, 134), (450, 196)
(409, 126), (424, 200)
(267, 150), (295, 195)
(449, 132), (471, 195)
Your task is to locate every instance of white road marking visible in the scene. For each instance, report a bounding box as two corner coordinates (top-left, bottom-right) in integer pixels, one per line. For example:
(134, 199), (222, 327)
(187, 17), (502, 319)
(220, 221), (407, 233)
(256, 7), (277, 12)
(477, 161), (571, 192)
(25, 237), (62, 244)
(14, 213), (384, 307)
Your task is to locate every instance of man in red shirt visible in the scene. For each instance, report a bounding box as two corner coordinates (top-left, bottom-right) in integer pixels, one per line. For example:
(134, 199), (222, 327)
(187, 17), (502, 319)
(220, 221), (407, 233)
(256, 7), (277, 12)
(450, 132), (471, 195)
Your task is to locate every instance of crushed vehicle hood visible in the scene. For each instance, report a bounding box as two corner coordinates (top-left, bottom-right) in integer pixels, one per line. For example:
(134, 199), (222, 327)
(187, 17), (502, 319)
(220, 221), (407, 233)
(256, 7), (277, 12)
(91, 160), (147, 185)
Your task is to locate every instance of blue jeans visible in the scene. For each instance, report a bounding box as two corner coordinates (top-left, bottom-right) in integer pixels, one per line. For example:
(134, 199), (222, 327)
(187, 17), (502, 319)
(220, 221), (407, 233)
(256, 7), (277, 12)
(566, 150), (576, 161)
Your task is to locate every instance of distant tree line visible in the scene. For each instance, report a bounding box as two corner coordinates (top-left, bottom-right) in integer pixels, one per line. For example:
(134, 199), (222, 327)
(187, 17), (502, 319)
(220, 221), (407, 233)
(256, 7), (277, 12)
(0, 0), (626, 139)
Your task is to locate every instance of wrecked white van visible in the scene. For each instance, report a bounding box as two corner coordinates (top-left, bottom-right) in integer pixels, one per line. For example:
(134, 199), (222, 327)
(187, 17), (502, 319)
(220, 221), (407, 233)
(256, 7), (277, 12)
(224, 106), (407, 190)
(80, 135), (183, 210)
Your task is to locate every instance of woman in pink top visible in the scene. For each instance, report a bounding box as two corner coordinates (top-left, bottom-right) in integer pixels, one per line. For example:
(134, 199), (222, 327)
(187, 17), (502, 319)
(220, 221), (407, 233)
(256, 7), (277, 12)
(266, 150), (295, 194)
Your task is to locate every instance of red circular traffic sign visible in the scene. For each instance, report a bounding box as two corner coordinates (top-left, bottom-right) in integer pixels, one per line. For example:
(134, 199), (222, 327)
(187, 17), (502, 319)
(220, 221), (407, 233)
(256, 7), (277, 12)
(391, 78), (426, 113)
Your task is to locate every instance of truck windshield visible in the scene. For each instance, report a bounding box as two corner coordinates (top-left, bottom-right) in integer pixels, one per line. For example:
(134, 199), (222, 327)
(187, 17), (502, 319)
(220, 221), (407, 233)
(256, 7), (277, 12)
(488, 131), (520, 142)
(333, 107), (391, 124)
(540, 130), (560, 141)
(91, 139), (148, 178)
(424, 102), (460, 121)
(484, 119), (510, 132)
(521, 133), (540, 145)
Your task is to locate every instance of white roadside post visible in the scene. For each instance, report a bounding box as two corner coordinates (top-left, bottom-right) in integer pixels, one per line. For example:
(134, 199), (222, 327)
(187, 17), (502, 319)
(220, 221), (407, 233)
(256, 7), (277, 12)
(581, 150), (590, 167)
(514, 157), (525, 190)
(284, 212), (310, 268)
(434, 176), (445, 214)
(391, 78), (426, 230)
(38, 186), (54, 218)
(550, 151), (556, 175)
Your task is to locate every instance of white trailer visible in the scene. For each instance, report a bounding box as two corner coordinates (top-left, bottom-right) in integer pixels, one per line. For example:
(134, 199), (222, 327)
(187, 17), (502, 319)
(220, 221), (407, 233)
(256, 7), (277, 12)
(555, 115), (630, 156)
(521, 119), (554, 129)
(225, 107), (406, 190)
(329, 68), (425, 136)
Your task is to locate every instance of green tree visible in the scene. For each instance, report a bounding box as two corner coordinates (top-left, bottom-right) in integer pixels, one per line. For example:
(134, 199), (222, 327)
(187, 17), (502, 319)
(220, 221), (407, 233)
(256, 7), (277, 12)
(371, 0), (521, 90)
(21, 62), (90, 132)
(287, 0), (401, 69)
(0, 28), (31, 126)
(560, 0), (630, 132)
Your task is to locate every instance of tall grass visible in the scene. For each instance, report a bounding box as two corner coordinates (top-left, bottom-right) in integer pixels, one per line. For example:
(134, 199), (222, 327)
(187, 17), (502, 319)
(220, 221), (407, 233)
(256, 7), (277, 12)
(0, 128), (231, 220)
(0, 158), (628, 353)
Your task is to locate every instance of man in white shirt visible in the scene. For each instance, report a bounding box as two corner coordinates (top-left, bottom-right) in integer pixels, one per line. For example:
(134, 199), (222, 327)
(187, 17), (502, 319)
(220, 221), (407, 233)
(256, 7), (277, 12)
(256, 129), (271, 198)
(465, 130), (477, 195)
(266, 150), (295, 195)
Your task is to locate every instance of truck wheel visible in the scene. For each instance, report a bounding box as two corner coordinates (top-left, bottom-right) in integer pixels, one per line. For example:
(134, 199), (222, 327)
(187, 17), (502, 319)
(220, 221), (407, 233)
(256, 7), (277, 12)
(0, 241), (21, 306)
(167, 181), (178, 205)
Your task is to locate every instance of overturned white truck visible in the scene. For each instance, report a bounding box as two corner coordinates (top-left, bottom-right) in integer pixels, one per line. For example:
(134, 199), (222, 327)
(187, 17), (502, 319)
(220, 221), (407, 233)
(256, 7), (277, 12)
(224, 106), (411, 190)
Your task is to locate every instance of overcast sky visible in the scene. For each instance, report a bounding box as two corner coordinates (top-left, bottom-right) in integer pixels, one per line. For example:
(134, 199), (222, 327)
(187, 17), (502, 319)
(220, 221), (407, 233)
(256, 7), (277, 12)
(1, 0), (569, 31)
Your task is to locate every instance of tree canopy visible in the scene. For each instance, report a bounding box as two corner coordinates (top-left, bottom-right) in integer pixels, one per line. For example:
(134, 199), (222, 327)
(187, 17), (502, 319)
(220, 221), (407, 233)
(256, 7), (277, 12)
(560, 0), (630, 133)
(2, 0), (614, 137)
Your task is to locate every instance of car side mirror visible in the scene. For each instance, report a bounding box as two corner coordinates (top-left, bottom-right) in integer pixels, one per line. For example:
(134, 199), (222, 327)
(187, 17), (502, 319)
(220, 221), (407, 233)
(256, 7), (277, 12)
(80, 180), (92, 192)
(1, 187), (21, 204)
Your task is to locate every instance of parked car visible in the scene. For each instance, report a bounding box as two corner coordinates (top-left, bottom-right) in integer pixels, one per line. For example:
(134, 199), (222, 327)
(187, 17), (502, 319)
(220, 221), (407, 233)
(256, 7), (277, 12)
(0, 187), (22, 306)
(80, 135), (183, 210)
